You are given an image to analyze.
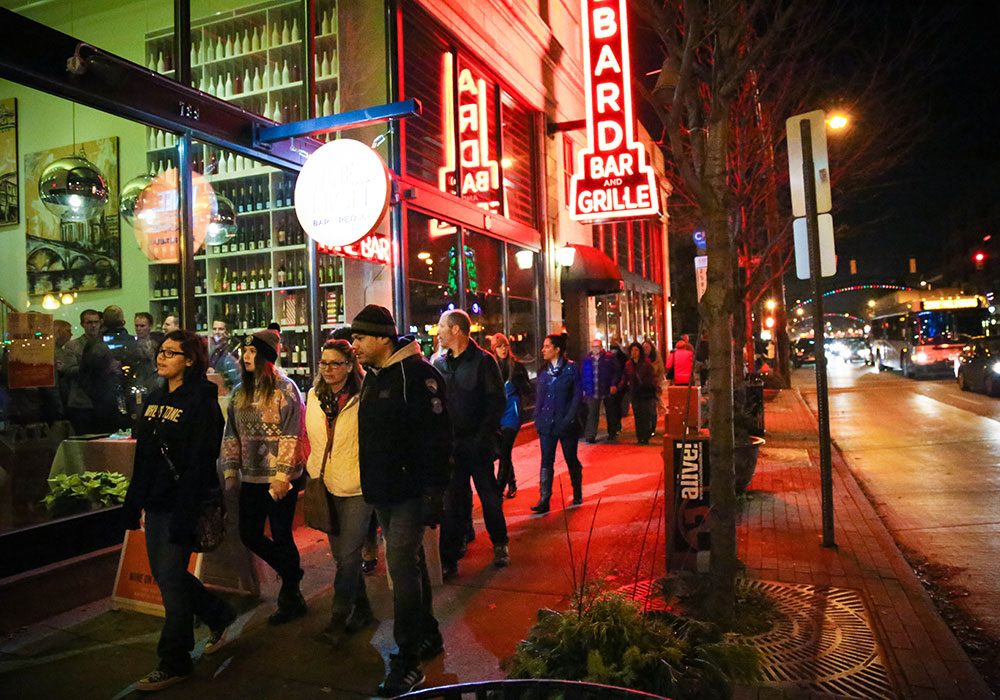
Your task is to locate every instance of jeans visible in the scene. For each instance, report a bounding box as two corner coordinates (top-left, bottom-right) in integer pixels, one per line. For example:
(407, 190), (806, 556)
(375, 497), (438, 662)
(441, 438), (508, 565)
(496, 426), (520, 492)
(584, 395), (621, 440)
(632, 395), (658, 442)
(145, 510), (233, 674)
(238, 475), (305, 586)
(538, 430), (583, 503)
(325, 494), (374, 620)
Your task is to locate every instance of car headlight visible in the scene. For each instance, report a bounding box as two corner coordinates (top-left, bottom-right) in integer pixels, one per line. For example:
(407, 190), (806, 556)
(992, 361), (1000, 374)
(914, 352), (928, 363)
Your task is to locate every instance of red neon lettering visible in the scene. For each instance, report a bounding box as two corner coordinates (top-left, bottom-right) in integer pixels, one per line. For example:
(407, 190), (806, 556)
(569, 0), (660, 223)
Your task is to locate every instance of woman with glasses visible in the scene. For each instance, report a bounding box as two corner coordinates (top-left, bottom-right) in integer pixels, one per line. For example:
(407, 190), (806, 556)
(221, 330), (308, 625)
(305, 339), (375, 645)
(122, 330), (236, 692)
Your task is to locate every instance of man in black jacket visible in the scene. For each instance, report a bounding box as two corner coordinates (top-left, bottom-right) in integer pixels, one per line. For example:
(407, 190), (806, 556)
(351, 305), (452, 697)
(434, 310), (508, 577)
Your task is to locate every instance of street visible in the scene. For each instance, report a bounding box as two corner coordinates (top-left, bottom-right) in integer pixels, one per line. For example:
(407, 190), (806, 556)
(797, 358), (1000, 641)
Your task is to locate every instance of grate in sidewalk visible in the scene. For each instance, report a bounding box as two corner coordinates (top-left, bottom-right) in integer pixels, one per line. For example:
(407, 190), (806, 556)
(618, 579), (895, 699)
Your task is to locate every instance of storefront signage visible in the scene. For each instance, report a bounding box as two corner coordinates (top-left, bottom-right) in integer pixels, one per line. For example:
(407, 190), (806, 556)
(569, 0), (660, 222)
(294, 139), (391, 248)
(922, 298), (980, 310)
(670, 438), (711, 558)
(319, 232), (392, 265)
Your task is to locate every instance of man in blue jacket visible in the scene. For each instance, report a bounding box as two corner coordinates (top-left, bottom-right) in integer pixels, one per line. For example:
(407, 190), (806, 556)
(581, 338), (622, 443)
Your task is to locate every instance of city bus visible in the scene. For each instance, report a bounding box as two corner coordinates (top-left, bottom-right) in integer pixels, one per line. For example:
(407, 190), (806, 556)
(868, 290), (991, 378)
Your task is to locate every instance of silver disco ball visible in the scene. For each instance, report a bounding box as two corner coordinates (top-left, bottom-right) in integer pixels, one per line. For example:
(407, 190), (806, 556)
(38, 155), (109, 223)
(119, 174), (153, 227)
(205, 194), (237, 246)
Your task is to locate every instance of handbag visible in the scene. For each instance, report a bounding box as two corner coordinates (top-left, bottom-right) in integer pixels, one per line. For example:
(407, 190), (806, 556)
(302, 414), (339, 535)
(152, 423), (226, 553)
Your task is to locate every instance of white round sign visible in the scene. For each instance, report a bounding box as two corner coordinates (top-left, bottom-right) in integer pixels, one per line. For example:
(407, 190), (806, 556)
(294, 138), (391, 248)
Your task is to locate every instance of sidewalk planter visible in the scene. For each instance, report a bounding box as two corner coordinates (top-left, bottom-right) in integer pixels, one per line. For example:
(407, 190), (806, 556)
(734, 436), (765, 494)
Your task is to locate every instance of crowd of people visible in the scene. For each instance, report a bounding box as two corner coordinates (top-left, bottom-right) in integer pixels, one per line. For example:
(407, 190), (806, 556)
(112, 302), (696, 695)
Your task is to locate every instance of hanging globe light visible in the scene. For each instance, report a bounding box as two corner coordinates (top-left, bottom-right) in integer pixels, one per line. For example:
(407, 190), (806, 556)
(205, 194), (237, 246)
(119, 174), (153, 227)
(38, 155), (109, 223)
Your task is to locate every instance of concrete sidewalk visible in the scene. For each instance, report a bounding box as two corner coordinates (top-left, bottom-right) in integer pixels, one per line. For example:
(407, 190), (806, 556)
(0, 389), (991, 699)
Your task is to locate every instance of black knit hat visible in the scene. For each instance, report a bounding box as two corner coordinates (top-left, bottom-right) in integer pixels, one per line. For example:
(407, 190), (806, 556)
(350, 304), (398, 338)
(245, 329), (279, 364)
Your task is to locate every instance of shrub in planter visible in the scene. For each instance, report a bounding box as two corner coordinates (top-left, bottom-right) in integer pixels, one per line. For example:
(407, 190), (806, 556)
(42, 471), (129, 518)
(503, 593), (760, 700)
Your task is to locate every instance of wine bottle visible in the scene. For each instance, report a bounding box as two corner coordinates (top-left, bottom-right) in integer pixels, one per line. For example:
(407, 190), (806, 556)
(281, 20), (290, 44)
(281, 59), (290, 85)
(270, 23), (279, 48)
(252, 66), (262, 92)
(295, 257), (305, 286)
(216, 36), (224, 61)
(225, 35), (234, 59)
(242, 29), (251, 54)
(252, 27), (261, 52)
(195, 272), (203, 296)
(291, 18), (299, 42)
(255, 182), (264, 211)
(156, 51), (165, 73)
(321, 11), (330, 36)
(277, 261), (287, 286)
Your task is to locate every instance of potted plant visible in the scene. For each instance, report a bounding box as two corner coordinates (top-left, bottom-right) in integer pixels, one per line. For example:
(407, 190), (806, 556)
(42, 471), (129, 519)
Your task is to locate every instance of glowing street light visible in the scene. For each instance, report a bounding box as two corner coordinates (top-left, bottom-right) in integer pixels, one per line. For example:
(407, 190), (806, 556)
(766, 299), (776, 310)
(827, 114), (849, 130)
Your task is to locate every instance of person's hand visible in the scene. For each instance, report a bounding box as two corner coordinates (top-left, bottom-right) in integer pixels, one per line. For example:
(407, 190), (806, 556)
(224, 476), (239, 492)
(269, 478), (292, 500)
(421, 489), (444, 528)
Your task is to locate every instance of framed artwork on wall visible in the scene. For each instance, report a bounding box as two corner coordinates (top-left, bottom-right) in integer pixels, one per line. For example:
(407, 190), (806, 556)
(23, 137), (121, 295)
(0, 98), (17, 227)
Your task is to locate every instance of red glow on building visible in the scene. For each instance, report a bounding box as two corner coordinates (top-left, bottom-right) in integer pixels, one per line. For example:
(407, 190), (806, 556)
(569, 0), (660, 222)
(319, 232), (392, 265)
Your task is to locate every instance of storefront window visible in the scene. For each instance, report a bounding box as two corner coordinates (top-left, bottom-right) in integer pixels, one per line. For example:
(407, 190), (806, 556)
(406, 209), (458, 355)
(506, 245), (538, 375)
(501, 91), (536, 226)
(402, 14), (451, 190)
(463, 231), (504, 348)
(616, 222), (629, 270)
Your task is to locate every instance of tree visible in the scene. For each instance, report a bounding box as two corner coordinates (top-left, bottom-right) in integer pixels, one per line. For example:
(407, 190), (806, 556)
(634, 0), (947, 627)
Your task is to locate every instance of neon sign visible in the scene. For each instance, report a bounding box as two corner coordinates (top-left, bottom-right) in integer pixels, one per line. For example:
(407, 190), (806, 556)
(319, 232), (392, 266)
(569, 0), (660, 222)
(922, 298), (981, 310)
(432, 53), (507, 237)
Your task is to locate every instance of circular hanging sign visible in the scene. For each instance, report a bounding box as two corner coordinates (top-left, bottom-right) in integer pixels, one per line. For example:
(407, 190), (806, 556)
(294, 138), (391, 248)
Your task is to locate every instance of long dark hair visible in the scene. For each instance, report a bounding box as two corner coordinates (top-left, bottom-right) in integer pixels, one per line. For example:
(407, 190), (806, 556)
(163, 329), (208, 383)
(235, 346), (279, 408)
(314, 339), (363, 401)
(628, 341), (646, 362)
(545, 333), (567, 358)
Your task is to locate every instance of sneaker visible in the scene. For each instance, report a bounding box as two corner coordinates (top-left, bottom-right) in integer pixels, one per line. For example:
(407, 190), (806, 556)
(419, 632), (445, 660)
(530, 501), (550, 514)
(135, 668), (190, 692)
(361, 558), (377, 575)
(493, 544), (509, 568)
(376, 656), (425, 696)
(203, 608), (237, 656)
(268, 592), (307, 625)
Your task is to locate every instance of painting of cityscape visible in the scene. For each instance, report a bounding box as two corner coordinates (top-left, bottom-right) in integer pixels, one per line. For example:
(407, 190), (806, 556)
(24, 137), (121, 295)
(0, 98), (17, 227)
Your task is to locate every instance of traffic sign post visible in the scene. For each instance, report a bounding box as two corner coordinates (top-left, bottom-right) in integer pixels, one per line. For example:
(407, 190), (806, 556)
(788, 111), (836, 549)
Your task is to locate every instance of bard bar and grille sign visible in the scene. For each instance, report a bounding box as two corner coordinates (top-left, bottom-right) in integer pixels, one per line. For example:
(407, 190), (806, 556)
(569, 0), (660, 222)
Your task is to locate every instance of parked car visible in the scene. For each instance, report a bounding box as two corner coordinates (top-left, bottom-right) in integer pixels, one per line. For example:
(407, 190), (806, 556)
(955, 336), (1000, 396)
(828, 338), (872, 364)
(791, 338), (815, 368)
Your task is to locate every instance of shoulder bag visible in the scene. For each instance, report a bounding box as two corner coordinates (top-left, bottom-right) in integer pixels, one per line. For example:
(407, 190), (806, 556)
(152, 422), (226, 553)
(302, 413), (339, 535)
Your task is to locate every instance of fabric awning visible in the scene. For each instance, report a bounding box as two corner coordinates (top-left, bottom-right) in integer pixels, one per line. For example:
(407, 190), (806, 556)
(559, 244), (623, 296)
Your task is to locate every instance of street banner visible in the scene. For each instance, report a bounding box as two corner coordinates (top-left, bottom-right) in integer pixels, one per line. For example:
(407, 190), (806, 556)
(694, 256), (708, 300)
(666, 436), (711, 570)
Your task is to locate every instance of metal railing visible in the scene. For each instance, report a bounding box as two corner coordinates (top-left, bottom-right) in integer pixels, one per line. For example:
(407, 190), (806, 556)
(395, 679), (670, 700)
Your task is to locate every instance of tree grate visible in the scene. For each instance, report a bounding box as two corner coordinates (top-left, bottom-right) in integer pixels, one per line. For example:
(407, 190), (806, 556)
(616, 578), (896, 699)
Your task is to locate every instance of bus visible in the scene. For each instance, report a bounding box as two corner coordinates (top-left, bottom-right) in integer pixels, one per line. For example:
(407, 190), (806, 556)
(868, 290), (991, 378)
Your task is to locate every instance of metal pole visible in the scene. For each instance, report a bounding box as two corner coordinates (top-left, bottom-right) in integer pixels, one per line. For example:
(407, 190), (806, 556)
(800, 118), (836, 548)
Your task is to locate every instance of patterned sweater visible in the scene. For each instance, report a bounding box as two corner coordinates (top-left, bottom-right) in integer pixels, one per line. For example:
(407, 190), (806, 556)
(221, 373), (307, 484)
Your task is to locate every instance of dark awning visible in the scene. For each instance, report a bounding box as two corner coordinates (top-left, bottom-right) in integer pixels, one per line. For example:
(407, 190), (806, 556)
(559, 244), (623, 296)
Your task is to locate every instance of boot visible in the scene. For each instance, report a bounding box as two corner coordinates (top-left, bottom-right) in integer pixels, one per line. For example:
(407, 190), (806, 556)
(531, 470), (552, 513)
(269, 569), (307, 625)
(569, 465), (583, 506)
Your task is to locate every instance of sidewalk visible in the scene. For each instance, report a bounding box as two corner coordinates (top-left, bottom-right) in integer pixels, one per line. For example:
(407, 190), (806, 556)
(0, 389), (991, 699)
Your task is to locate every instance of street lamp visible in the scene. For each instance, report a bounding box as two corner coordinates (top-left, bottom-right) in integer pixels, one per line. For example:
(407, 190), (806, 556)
(827, 113), (849, 130)
(766, 299), (776, 310)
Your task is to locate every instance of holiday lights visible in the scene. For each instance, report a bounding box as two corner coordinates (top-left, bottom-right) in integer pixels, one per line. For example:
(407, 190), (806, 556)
(793, 284), (912, 309)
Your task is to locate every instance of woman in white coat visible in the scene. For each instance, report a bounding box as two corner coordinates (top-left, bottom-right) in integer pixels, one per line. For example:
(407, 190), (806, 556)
(305, 339), (374, 644)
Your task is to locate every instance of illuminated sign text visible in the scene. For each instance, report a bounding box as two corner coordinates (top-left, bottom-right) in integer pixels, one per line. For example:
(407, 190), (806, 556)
(320, 232), (392, 266)
(922, 298), (981, 310)
(569, 0), (660, 222)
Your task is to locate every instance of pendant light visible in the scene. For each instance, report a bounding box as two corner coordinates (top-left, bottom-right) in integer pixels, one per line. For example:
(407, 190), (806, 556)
(38, 152), (108, 223)
(119, 174), (154, 226)
(205, 193), (237, 246)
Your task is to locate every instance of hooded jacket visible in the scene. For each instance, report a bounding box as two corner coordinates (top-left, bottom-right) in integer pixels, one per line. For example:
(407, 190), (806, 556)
(122, 378), (224, 547)
(357, 339), (453, 505)
(533, 357), (582, 437)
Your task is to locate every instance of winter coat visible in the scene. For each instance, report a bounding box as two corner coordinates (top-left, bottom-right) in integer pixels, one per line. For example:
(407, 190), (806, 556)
(357, 339), (453, 505)
(305, 389), (361, 497)
(221, 372), (307, 484)
(666, 347), (695, 385)
(499, 358), (530, 430)
(433, 339), (505, 443)
(581, 351), (622, 399)
(533, 358), (582, 437)
(122, 378), (224, 547)
(621, 358), (660, 399)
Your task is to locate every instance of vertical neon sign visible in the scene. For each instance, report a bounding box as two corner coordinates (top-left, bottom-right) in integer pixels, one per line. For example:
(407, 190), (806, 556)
(569, 0), (660, 222)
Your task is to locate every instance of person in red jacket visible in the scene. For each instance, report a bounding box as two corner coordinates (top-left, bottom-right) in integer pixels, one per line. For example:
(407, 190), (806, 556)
(666, 339), (695, 386)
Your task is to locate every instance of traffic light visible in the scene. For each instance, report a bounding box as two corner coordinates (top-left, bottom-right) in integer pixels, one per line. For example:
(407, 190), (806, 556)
(764, 316), (776, 329)
(975, 252), (986, 270)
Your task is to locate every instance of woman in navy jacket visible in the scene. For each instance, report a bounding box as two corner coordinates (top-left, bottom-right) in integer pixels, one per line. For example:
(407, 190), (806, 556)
(531, 334), (583, 513)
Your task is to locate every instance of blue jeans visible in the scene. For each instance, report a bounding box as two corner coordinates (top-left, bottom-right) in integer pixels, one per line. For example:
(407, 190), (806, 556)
(145, 510), (233, 674)
(326, 494), (374, 620)
(441, 438), (508, 565)
(375, 497), (439, 661)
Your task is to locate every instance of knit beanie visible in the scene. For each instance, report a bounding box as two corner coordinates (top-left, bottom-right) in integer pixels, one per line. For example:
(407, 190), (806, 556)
(245, 329), (279, 364)
(350, 304), (398, 338)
